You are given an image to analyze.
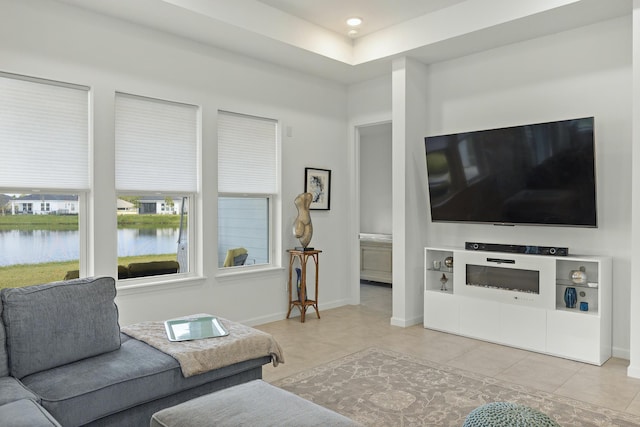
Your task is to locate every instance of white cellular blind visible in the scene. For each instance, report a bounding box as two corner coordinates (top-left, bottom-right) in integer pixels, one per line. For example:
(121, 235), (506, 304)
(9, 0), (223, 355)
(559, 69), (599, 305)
(218, 111), (278, 194)
(0, 74), (89, 190)
(115, 93), (198, 193)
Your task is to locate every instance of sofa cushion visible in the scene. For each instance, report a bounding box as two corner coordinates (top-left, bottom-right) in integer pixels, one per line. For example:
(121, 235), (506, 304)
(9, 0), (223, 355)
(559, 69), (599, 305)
(1, 276), (120, 379)
(21, 336), (270, 427)
(66, 266), (129, 280)
(127, 261), (179, 278)
(0, 399), (61, 427)
(0, 295), (9, 377)
(0, 376), (39, 406)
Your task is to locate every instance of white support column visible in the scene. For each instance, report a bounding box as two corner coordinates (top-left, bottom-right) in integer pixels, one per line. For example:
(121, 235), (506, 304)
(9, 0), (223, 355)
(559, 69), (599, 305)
(629, 0), (640, 378)
(391, 57), (430, 327)
(90, 84), (118, 278)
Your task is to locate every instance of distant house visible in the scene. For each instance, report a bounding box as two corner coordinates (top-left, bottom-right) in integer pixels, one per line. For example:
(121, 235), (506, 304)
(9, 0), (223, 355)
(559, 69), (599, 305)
(5, 195), (184, 215)
(10, 194), (78, 215)
(116, 198), (137, 215)
(116, 196), (184, 215)
(136, 196), (183, 215)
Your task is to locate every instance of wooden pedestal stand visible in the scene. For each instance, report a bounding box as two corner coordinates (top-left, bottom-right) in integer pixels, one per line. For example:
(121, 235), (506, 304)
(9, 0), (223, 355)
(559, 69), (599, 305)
(286, 249), (321, 323)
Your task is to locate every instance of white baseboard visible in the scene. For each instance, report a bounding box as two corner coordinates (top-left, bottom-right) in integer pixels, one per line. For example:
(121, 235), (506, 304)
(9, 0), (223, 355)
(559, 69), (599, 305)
(243, 298), (352, 327)
(243, 312), (287, 327)
(612, 345), (630, 361)
(628, 364), (640, 379)
(390, 315), (423, 327)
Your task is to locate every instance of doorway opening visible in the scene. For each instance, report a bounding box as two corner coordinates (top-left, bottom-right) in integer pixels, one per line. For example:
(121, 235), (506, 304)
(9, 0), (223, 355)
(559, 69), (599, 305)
(356, 121), (392, 315)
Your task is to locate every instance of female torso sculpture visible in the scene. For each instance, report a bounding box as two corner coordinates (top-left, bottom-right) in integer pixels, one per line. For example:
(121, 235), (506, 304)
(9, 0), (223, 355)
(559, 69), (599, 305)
(293, 192), (313, 248)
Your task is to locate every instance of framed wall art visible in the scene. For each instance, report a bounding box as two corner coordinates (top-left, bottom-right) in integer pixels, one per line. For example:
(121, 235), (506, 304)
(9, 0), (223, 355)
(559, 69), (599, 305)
(304, 167), (331, 210)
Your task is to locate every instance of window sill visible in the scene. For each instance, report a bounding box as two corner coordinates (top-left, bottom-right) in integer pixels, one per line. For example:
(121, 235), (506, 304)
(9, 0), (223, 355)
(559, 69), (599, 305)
(116, 274), (205, 296)
(215, 265), (284, 280)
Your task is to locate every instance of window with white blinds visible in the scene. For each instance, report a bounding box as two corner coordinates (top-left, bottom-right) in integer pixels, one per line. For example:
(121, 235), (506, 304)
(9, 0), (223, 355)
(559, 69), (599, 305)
(0, 73), (87, 286)
(115, 93), (198, 280)
(115, 93), (198, 193)
(217, 111), (278, 268)
(217, 111), (278, 194)
(0, 73), (89, 190)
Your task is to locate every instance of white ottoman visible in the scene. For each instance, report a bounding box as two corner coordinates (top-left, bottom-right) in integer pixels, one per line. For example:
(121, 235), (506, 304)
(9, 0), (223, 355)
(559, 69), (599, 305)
(150, 380), (360, 427)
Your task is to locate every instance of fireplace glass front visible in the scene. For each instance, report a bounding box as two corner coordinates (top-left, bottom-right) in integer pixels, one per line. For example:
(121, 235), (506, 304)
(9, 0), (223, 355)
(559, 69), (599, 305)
(466, 264), (539, 294)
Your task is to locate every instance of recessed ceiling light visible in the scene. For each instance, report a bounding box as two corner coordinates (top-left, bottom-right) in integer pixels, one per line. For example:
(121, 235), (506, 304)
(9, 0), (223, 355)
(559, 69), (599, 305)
(346, 17), (363, 27)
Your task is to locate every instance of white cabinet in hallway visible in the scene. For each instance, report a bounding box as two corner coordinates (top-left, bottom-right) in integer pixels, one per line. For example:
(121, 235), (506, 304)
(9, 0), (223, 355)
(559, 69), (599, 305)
(359, 234), (392, 284)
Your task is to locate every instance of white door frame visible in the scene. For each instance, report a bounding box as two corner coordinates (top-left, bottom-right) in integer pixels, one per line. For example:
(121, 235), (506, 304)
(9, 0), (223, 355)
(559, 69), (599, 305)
(349, 120), (393, 308)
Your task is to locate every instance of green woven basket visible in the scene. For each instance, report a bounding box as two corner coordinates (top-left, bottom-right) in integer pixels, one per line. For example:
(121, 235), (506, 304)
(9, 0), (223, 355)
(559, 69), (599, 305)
(463, 402), (560, 427)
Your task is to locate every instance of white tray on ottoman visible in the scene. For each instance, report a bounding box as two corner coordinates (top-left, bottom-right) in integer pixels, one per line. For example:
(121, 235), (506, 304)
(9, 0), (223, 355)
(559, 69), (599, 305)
(150, 379), (360, 427)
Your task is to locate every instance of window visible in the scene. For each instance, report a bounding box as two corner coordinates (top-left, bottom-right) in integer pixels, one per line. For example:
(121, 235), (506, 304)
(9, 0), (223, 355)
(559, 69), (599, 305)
(115, 93), (198, 280)
(1, 193), (82, 289)
(115, 195), (189, 280)
(0, 73), (89, 289)
(218, 197), (269, 266)
(217, 111), (278, 268)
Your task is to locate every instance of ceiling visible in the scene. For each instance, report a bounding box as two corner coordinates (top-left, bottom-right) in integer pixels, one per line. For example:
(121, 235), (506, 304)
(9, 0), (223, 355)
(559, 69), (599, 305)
(54, 0), (632, 84)
(256, 0), (466, 38)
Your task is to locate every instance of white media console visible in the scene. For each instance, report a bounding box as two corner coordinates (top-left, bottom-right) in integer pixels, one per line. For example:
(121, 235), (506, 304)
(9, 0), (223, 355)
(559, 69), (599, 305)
(424, 246), (612, 365)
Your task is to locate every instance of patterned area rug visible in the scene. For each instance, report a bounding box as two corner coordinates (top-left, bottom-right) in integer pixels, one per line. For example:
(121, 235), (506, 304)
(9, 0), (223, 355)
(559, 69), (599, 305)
(273, 348), (640, 426)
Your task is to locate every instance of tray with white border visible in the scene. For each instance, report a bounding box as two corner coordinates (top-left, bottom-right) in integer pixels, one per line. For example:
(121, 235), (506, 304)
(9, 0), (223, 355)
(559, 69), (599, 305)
(164, 315), (229, 341)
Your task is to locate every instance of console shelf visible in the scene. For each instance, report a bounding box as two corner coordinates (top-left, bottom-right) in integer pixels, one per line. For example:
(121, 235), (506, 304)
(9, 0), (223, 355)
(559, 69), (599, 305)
(424, 246), (612, 365)
(555, 279), (598, 289)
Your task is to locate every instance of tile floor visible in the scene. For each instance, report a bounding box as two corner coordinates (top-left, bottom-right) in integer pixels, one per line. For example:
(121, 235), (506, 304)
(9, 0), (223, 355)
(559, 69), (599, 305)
(257, 283), (640, 417)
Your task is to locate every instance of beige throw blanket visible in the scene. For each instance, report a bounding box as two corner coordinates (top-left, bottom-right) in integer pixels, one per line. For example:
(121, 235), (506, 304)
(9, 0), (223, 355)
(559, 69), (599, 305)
(122, 315), (284, 378)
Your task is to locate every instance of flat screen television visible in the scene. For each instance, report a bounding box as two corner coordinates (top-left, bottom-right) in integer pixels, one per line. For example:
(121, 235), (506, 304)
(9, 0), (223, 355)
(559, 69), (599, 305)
(424, 117), (597, 227)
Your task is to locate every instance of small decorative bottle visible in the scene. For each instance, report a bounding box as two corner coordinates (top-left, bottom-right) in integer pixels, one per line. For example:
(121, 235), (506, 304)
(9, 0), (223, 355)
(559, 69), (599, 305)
(440, 273), (448, 291)
(295, 268), (303, 302)
(564, 287), (577, 308)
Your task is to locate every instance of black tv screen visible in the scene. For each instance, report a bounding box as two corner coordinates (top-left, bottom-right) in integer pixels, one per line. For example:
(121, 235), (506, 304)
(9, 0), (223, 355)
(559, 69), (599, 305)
(425, 117), (597, 227)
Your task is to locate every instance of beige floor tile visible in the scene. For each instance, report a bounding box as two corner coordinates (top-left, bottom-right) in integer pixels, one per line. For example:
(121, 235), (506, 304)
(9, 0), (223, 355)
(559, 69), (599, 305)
(403, 332), (484, 364)
(447, 341), (529, 377)
(495, 352), (583, 392)
(555, 375), (639, 411)
(625, 391), (640, 415)
(554, 359), (640, 411)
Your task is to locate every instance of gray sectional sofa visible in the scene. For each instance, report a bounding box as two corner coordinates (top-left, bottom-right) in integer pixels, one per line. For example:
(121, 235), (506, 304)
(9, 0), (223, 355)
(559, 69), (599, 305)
(0, 277), (271, 427)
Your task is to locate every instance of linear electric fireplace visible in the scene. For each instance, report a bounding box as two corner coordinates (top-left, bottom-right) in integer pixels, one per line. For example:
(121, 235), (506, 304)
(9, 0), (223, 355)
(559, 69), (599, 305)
(466, 264), (540, 294)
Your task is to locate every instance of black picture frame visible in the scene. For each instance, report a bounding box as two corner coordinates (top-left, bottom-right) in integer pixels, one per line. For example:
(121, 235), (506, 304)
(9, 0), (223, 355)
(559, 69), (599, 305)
(304, 167), (331, 210)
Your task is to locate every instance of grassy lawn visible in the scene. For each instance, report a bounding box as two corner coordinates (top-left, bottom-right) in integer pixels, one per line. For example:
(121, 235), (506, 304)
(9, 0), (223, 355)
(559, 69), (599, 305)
(117, 214), (183, 229)
(0, 253), (176, 290)
(0, 214), (79, 231)
(0, 214), (183, 230)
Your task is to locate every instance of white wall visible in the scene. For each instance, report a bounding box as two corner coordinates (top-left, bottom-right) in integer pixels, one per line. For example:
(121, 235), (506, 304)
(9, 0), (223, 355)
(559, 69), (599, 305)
(359, 123), (392, 234)
(2, 1), (633, 360)
(348, 16), (633, 356)
(628, 0), (640, 377)
(0, 0), (352, 326)
(424, 16), (632, 358)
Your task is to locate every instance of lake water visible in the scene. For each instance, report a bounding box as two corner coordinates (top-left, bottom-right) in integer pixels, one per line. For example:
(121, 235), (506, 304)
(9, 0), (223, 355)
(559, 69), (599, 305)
(0, 228), (180, 267)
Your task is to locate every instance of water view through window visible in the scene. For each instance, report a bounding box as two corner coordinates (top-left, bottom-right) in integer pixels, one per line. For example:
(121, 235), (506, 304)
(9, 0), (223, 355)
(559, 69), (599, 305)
(0, 194), (188, 288)
(116, 195), (188, 280)
(0, 228), (182, 267)
(0, 193), (81, 289)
